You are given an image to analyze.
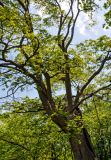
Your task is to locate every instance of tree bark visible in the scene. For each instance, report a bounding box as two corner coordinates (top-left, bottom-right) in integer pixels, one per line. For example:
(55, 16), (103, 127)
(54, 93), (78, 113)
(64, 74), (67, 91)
(69, 128), (97, 160)
(52, 112), (97, 160)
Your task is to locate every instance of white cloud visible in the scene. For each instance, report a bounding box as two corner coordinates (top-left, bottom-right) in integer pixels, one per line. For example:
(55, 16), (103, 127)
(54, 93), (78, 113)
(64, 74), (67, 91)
(76, 13), (91, 36)
(76, 12), (110, 38)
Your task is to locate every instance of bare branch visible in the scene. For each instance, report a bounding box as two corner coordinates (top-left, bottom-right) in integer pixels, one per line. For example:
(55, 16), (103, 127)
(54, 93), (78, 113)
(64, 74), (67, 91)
(77, 84), (111, 107)
(80, 54), (110, 95)
(66, 2), (80, 49)
(0, 84), (25, 100)
(62, 5), (74, 48)
(17, 0), (27, 11)
(58, 0), (74, 38)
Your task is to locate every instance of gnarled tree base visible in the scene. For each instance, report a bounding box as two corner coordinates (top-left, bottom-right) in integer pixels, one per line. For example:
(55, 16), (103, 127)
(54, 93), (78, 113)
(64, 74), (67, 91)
(69, 128), (97, 160)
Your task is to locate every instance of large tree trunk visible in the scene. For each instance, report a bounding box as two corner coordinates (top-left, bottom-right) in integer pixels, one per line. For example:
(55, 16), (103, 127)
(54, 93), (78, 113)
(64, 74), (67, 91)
(69, 128), (97, 160)
(52, 113), (98, 160)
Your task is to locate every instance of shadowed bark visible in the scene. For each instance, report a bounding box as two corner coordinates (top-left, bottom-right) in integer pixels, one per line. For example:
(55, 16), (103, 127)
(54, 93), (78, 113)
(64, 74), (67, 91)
(69, 128), (97, 160)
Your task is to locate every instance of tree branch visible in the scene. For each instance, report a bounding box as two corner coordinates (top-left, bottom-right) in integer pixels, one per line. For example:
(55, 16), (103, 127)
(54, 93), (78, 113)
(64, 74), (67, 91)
(80, 55), (109, 95)
(77, 84), (111, 107)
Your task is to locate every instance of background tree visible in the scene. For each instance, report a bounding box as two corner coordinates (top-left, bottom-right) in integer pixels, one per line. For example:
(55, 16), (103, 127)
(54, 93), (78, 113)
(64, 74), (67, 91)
(0, 96), (111, 160)
(0, 98), (72, 160)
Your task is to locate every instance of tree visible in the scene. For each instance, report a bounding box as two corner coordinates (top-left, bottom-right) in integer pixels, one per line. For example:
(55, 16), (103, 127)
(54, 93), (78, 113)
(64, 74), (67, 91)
(0, 98), (73, 160)
(83, 97), (111, 160)
(0, 0), (111, 159)
(1, 97), (111, 160)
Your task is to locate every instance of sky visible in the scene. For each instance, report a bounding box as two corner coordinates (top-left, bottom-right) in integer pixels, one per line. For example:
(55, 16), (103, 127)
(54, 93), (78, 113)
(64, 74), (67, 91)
(74, 11), (110, 44)
(0, 1), (110, 104)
